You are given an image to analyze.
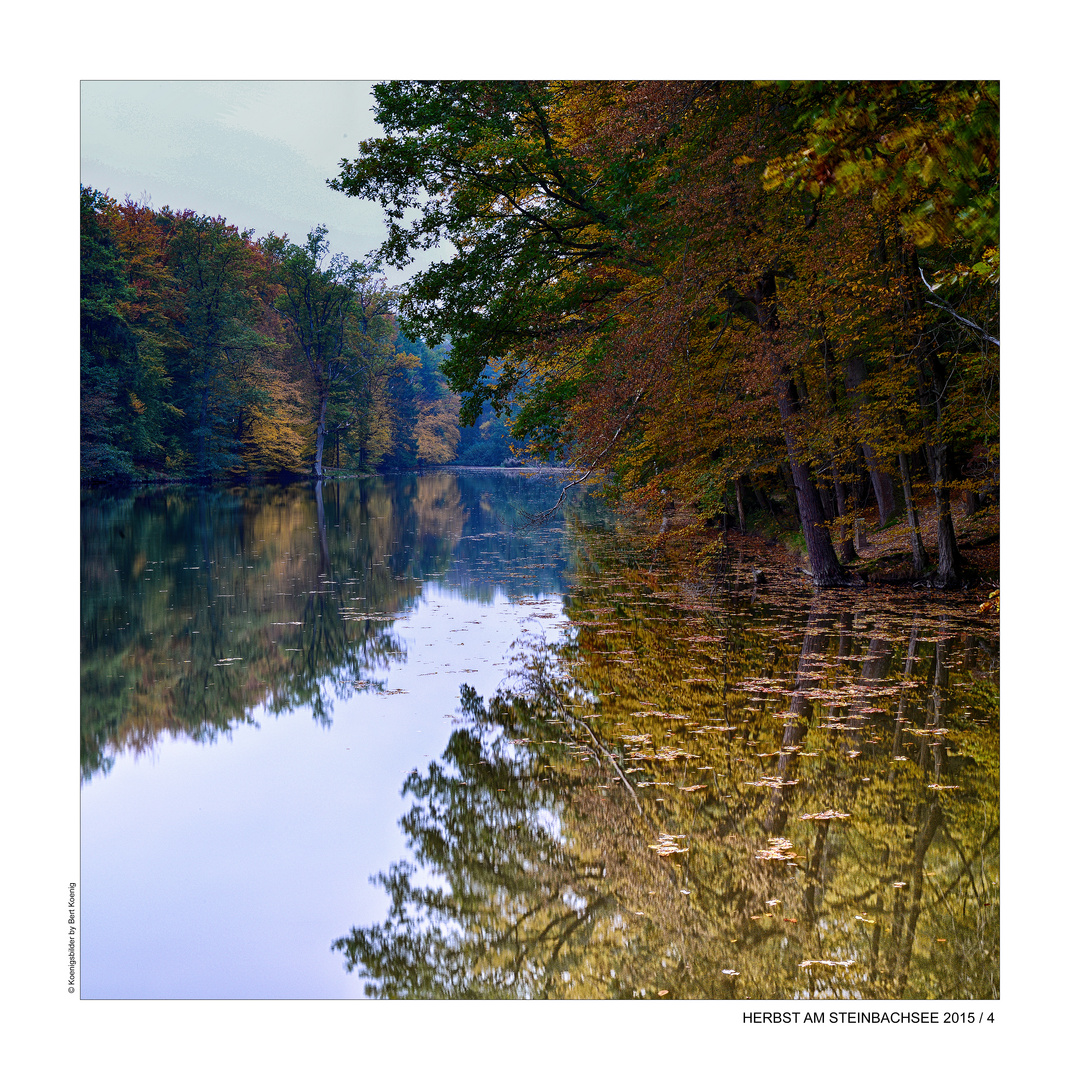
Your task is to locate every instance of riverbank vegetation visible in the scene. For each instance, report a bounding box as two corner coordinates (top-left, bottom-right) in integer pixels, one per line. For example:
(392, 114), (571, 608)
(82, 81), (998, 588)
(333, 80), (998, 586)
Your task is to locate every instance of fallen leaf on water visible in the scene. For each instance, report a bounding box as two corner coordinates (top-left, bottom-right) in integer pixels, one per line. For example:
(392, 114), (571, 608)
(680, 784), (707, 792)
(755, 837), (797, 861)
(799, 809), (850, 821)
(892, 881), (907, 888)
(799, 959), (855, 969)
(721, 969), (740, 976)
(928, 783), (959, 790)
(648, 833), (689, 856)
(745, 776), (800, 789)
(657, 990), (669, 997)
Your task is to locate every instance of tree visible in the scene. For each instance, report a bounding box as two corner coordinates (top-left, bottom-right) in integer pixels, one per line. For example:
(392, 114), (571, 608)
(80, 187), (170, 480)
(334, 81), (998, 585)
(166, 211), (270, 478)
(264, 227), (373, 478)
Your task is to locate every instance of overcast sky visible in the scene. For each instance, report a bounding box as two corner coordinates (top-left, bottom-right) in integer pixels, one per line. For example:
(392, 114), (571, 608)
(81, 81), (423, 283)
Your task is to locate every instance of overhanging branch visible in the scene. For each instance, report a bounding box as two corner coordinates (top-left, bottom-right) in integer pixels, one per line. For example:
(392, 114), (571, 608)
(920, 268), (1000, 347)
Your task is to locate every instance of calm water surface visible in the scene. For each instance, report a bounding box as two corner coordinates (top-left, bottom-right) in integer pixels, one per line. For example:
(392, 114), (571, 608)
(81, 472), (999, 999)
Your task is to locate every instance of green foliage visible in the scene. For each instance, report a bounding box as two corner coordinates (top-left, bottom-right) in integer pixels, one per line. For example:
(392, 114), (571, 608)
(80, 193), (445, 483)
(762, 81), (999, 257)
(330, 81), (636, 427)
(455, 401), (515, 466)
(80, 187), (146, 479)
(335, 81), (999, 585)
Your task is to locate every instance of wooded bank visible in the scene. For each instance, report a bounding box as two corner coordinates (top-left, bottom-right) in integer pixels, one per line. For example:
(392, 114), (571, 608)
(82, 81), (998, 589)
(332, 80), (998, 588)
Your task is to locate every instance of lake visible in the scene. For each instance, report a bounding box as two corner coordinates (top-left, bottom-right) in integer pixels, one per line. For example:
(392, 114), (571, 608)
(80, 471), (999, 999)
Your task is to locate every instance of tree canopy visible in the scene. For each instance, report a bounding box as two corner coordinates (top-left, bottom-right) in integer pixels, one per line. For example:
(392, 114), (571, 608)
(334, 80), (999, 586)
(79, 191), (483, 482)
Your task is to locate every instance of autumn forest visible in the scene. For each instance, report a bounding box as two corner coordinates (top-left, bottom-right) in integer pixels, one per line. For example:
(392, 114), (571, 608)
(80, 195), (514, 483)
(82, 80), (998, 585)
(80, 80), (1000, 1002)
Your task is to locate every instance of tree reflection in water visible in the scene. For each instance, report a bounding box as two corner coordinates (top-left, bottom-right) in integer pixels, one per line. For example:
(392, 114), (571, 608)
(80, 471), (576, 779)
(337, 542), (999, 1000)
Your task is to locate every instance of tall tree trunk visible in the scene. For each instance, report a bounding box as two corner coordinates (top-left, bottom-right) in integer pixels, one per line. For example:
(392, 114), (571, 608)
(928, 443), (962, 586)
(906, 247), (962, 586)
(774, 374), (847, 584)
(314, 392), (328, 479)
(735, 475), (746, 533)
(845, 353), (896, 525)
(897, 451), (929, 576)
(861, 443), (896, 525)
(830, 457), (858, 563)
(752, 274), (846, 584)
(817, 472), (837, 520)
(768, 607), (829, 835)
(895, 801), (943, 995)
(314, 480), (332, 574)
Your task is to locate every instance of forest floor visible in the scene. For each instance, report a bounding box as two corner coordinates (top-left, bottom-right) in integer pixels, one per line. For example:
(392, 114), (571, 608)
(659, 497), (1000, 597)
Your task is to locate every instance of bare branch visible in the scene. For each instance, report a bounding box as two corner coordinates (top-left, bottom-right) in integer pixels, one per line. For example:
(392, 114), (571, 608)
(920, 268), (1000, 347)
(520, 388), (645, 526)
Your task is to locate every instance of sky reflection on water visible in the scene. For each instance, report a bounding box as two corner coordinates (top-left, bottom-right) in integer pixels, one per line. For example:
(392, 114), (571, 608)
(81, 472), (998, 999)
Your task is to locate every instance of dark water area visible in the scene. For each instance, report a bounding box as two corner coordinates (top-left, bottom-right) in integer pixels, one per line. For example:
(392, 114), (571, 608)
(81, 472), (999, 999)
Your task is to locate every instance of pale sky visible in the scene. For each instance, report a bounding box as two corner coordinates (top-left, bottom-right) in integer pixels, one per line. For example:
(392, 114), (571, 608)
(81, 81), (422, 281)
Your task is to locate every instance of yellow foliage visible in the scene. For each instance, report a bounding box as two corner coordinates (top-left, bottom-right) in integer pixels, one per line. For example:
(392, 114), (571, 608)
(416, 395), (462, 464)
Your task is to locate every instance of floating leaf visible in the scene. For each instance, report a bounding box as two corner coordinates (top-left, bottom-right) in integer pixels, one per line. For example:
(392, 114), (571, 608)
(745, 776), (799, 788)
(799, 809), (850, 821)
(755, 837), (797, 861)
(649, 833), (689, 856)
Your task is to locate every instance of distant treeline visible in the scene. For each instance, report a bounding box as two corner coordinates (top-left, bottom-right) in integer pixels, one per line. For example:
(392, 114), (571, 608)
(80, 187), (514, 483)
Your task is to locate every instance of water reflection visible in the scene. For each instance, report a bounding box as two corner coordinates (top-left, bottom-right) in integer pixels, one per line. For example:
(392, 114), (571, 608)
(81, 471), (579, 780)
(337, 532), (999, 1000)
